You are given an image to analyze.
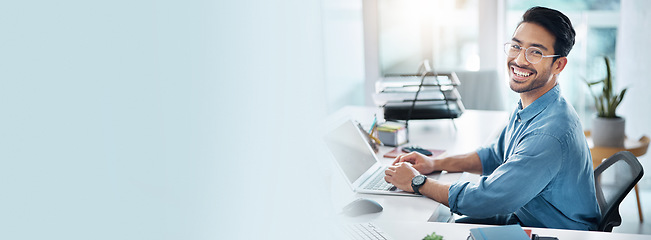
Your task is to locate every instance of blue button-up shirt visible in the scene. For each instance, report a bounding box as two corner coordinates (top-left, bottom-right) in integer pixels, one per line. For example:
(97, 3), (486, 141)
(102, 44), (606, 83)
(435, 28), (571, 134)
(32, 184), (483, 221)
(448, 85), (601, 230)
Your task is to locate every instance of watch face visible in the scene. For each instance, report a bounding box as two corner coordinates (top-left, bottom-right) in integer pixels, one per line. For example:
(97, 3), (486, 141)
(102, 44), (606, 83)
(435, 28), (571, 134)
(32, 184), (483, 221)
(413, 175), (426, 185)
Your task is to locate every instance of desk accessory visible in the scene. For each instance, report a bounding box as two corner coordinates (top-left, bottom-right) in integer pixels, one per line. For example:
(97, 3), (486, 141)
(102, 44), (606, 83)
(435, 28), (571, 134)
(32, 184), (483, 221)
(531, 234), (559, 240)
(356, 122), (380, 153)
(342, 222), (395, 240)
(368, 114), (378, 135)
(341, 198), (383, 217)
(367, 115), (382, 146)
(376, 60), (464, 122)
(383, 147), (445, 159)
(468, 225), (529, 240)
(377, 122), (408, 147)
(402, 146), (433, 156)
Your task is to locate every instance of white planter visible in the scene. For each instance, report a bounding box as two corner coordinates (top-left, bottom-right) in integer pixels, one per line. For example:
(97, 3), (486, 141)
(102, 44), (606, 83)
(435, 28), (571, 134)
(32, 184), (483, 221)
(591, 116), (625, 147)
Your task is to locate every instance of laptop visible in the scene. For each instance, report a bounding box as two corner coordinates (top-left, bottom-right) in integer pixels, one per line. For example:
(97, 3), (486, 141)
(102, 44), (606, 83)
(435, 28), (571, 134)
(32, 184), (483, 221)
(324, 119), (436, 196)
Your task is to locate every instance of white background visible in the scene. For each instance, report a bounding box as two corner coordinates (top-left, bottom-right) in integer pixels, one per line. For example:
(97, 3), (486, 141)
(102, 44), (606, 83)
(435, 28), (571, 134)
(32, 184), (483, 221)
(1, 0), (649, 239)
(0, 1), (335, 239)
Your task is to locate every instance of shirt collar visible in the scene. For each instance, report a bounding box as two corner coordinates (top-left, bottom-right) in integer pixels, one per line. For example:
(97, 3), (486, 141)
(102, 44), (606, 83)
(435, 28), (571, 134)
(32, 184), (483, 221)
(516, 84), (560, 122)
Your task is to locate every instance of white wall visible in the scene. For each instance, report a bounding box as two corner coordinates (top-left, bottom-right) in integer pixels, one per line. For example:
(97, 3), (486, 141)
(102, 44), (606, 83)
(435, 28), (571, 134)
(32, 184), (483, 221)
(0, 1), (333, 239)
(322, 1), (366, 112)
(617, 0), (651, 187)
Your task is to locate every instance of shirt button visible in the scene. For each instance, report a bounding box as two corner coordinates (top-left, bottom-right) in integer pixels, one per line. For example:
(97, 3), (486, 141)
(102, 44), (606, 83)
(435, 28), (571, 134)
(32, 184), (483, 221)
(518, 118), (521, 122)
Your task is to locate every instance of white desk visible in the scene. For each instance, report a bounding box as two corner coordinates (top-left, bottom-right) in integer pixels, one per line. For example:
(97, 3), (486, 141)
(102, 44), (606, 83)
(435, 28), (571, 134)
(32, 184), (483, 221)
(326, 106), (651, 239)
(373, 221), (651, 240)
(326, 106), (509, 223)
(327, 106), (509, 156)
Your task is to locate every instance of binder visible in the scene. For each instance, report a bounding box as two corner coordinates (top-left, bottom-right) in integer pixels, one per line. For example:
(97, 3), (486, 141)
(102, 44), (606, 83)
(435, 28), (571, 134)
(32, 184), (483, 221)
(468, 225), (530, 240)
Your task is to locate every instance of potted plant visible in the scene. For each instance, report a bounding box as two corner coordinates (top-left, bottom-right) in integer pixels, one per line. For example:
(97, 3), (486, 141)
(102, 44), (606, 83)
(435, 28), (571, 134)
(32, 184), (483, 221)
(584, 56), (627, 147)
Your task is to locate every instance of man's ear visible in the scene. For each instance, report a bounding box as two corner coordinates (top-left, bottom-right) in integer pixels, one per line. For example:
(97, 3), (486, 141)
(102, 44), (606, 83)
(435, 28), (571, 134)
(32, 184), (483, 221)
(552, 57), (568, 74)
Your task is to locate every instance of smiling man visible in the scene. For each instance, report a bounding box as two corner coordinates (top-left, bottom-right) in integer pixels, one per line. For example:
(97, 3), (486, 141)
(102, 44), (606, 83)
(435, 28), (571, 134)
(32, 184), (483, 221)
(384, 6), (601, 230)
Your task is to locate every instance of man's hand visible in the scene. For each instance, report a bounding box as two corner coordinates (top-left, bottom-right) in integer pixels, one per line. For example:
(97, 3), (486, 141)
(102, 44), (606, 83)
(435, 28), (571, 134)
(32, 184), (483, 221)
(384, 162), (421, 192)
(392, 152), (436, 174)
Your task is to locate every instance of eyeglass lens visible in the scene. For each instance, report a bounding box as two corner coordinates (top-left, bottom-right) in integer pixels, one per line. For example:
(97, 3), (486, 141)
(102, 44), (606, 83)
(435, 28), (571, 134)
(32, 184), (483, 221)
(504, 43), (545, 64)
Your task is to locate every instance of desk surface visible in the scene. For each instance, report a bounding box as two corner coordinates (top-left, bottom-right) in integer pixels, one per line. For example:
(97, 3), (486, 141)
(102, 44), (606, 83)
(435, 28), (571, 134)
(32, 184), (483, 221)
(326, 106), (651, 239)
(373, 221), (651, 240)
(327, 106), (509, 156)
(326, 106), (509, 223)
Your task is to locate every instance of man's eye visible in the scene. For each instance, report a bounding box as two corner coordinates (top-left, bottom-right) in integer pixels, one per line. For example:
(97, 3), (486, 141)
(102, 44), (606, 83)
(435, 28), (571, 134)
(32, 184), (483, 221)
(511, 45), (521, 50)
(531, 50), (543, 56)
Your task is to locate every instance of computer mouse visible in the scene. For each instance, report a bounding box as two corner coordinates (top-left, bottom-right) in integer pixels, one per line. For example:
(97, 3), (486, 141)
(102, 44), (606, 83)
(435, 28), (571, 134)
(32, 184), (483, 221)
(341, 198), (383, 217)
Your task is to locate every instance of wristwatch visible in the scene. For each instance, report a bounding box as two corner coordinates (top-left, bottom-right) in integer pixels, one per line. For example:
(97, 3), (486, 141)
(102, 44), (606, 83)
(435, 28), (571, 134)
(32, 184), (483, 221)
(411, 175), (427, 195)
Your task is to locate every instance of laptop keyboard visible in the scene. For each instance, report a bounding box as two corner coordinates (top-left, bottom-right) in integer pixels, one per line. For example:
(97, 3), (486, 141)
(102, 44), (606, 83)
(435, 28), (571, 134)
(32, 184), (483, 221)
(343, 222), (394, 240)
(363, 170), (396, 191)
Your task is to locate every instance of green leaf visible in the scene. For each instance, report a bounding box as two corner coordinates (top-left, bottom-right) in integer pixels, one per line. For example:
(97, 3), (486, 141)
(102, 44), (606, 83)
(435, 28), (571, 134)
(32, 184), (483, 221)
(604, 57), (613, 99)
(423, 232), (444, 240)
(610, 88), (628, 118)
(585, 79), (604, 86)
(597, 95), (606, 117)
(583, 78), (600, 102)
(608, 96), (617, 118)
(617, 88), (628, 105)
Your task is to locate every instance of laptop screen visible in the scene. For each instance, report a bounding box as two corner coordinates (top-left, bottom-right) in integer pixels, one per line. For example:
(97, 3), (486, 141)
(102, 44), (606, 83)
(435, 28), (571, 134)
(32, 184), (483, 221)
(324, 120), (377, 184)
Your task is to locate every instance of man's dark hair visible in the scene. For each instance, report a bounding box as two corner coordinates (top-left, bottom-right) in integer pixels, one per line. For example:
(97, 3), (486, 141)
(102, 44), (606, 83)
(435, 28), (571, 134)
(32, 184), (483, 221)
(519, 6), (575, 60)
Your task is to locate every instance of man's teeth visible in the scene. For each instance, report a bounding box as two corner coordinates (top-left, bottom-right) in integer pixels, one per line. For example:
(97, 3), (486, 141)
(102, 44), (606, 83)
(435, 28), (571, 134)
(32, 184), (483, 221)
(513, 67), (532, 77)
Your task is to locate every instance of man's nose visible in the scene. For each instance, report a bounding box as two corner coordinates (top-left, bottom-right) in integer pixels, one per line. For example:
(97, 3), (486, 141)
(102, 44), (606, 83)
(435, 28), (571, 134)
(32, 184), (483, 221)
(514, 50), (529, 66)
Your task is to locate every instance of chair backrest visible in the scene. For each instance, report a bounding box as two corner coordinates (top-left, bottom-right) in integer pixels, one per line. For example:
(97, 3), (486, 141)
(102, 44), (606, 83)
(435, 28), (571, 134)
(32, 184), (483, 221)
(594, 151), (644, 232)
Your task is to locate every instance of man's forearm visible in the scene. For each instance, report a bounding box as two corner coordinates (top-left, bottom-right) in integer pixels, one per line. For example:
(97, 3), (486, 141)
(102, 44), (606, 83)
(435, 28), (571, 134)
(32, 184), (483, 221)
(419, 178), (450, 207)
(433, 152), (483, 175)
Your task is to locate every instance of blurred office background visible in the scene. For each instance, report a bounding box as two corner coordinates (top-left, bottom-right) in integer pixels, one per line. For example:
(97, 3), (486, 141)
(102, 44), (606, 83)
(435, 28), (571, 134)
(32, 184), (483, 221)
(321, 0), (651, 234)
(323, 0), (651, 183)
(0, 0), (649, 239)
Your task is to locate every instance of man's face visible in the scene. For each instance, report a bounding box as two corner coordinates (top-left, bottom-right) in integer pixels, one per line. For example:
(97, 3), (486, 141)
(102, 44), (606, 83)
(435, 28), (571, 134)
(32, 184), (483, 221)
(507, 22), (559, 94)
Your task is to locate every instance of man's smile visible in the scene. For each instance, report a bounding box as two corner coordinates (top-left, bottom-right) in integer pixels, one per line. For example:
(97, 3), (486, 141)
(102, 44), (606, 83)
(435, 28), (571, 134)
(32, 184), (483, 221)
(509, 63), (536, 82)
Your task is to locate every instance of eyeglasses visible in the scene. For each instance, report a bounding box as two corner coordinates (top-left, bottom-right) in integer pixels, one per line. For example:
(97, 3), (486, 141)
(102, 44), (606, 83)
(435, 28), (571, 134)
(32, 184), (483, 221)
(504, 43), (559, 64)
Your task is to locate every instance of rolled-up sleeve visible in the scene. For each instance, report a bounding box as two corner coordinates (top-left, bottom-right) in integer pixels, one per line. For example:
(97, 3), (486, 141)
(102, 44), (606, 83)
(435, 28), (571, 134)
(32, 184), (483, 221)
(448, 133), (563, 217)
(477, 148), (501, 176)
(477, 127), (507, 176)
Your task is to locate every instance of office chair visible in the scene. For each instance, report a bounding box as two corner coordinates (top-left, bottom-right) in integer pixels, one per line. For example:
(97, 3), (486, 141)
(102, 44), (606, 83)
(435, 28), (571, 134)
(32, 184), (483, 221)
(594, 151), (644, 232)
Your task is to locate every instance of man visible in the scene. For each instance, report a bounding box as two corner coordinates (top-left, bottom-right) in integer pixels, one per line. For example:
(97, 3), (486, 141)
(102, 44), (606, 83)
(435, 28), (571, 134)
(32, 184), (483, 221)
(384, 6), (601, 230)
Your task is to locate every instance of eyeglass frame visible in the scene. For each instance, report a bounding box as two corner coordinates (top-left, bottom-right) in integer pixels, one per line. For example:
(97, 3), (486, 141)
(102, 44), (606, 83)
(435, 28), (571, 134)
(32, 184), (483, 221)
(503, 42), (560, 64)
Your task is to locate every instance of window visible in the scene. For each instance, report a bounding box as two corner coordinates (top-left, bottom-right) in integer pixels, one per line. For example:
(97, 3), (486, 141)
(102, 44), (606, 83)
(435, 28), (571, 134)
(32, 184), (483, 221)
(377, 0), (479, 74)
